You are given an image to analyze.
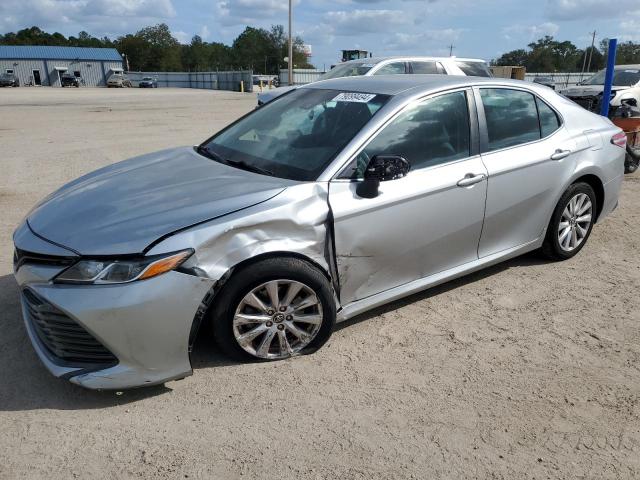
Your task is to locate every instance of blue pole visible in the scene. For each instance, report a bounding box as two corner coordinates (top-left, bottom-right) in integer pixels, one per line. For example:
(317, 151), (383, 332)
(600, 38), (617, 117)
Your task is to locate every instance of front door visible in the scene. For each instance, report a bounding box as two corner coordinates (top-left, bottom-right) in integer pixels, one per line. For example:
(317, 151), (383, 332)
(475, 87), (576, 257)
(32, 70), (41, 86)
(329, 89), (488, 305)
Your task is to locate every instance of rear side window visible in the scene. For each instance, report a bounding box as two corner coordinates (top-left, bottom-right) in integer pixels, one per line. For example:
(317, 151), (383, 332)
(536, 97), (561, 137)
(481, 89), (540, 151)
(373, 62), (406, 75)
(411, 61), (445, 75)
(456, 61), (491, 77)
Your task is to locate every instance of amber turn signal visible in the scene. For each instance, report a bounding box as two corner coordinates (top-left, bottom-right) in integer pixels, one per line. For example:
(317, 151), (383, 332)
(139, 250), (193, 280)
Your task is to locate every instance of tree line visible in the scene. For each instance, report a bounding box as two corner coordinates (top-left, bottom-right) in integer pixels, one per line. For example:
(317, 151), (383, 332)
(0, 24), (314, 74)
(493, 35), (640, 73)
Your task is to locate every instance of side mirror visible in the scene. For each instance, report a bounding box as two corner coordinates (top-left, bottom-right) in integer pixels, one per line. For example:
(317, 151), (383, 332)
(356, 155), (410, 199)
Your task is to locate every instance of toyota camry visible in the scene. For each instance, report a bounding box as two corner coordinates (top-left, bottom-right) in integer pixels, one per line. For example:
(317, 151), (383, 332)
(14, 75), (625, 389)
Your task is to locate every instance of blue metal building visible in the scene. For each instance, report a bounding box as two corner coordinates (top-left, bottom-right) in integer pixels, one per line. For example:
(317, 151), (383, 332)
(0, 46), (124, 87)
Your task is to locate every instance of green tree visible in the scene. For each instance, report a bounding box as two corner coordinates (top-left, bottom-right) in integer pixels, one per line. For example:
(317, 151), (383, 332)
(576, 46), (604, 73)
(600, 39), (640, 65)
(0, 23), (314, 73)
(494, 36), (588, 72)
(493, 48), (529, 67)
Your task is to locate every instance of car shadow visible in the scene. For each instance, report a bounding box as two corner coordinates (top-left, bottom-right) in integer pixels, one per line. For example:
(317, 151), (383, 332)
(0, 251), (549, 411)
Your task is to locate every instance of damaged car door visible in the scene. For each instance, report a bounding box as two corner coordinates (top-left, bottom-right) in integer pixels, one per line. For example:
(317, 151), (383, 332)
(329, 89), (488, 305)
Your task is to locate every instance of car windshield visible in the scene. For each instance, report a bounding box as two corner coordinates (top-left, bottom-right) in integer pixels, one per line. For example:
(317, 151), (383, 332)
(319, 62), (376, 80)
(455, 61), (492, 77)
(142, 77), (153, 81)
(584, 69), (640, 86)
(200, 88), (390, 181)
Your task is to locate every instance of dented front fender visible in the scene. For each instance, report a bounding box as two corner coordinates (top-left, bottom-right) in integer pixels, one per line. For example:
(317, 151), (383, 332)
(146, 182), (337, 296)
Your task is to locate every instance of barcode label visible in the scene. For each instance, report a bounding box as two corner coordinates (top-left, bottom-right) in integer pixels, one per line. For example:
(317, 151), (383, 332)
(332, 92), (377, 103)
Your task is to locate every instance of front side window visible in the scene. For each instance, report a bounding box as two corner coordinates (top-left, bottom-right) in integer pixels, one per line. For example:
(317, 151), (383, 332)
(481, 88), (540, 151)
(201, 89), (390, 181)
(411, 61), (445, 75)
(341, 91), (471, 178)
(373, 62), (406, 75)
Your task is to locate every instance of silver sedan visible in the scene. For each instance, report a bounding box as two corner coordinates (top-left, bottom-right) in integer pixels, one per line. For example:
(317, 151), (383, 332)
(13, 75), (625, 389)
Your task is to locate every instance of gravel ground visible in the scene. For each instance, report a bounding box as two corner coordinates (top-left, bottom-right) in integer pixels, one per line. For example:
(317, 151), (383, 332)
(0, 87), (639, 480)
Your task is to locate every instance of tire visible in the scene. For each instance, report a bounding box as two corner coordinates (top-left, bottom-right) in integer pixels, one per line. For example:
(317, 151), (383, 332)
(541, 182), (597, 260)
(210, 257), (336, 361)
(625, 145), (640, 174)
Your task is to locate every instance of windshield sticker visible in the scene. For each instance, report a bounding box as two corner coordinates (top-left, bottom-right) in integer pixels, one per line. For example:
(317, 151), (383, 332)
(361, 64), (376, 68)
(332, 92), (377, 103)
(624, 70), (639, 73)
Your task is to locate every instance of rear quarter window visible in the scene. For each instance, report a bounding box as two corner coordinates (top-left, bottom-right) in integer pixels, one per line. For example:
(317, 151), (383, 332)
(536, 97), (561, 137)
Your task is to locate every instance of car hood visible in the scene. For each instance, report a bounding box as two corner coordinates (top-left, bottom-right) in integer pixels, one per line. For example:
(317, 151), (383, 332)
(563, 85), (630, 97)
(27, 146), (294, 255)
(257, 86), (297, 104)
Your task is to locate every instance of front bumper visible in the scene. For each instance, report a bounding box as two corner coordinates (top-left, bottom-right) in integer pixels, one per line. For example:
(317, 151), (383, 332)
(14, 243), (215, 389)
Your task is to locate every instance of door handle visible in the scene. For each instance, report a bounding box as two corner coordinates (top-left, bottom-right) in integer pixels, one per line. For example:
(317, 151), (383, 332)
(550, 149), (571, 161)
(457, 173), (486, 187)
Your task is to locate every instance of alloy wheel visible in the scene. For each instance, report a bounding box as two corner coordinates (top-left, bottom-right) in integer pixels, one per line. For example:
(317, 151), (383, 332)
(558, 193), (592, 252)
(232, 279), (324, 359)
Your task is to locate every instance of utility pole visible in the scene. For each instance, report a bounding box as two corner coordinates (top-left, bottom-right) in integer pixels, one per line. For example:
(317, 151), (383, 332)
(449, 44), (454, 56)
(288, 0), (293, 86)
(585, 31), (596, 75)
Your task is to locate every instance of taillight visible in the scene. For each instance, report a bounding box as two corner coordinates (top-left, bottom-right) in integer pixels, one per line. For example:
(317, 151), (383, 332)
(611, 131), (627, 148)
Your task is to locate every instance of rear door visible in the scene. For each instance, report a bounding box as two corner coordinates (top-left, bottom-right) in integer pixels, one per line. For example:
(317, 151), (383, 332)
(475, 87), (576, 257)
(329, 89), (488, 304)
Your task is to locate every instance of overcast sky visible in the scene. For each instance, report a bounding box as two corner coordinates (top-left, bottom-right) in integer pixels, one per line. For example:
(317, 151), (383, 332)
(1, 0), (639, 69)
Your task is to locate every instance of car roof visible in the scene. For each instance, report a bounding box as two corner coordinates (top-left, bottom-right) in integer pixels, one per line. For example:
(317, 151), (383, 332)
(342, 56), (487, 65)
(302, 74), (535, 97)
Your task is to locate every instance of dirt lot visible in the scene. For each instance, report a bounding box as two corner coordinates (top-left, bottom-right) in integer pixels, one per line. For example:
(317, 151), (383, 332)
(0, 87), (639, 479)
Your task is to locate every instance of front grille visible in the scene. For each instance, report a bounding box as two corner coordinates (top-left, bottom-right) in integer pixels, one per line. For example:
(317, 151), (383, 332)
(23, 289), (118, 366)
(13, 248), (76, 271)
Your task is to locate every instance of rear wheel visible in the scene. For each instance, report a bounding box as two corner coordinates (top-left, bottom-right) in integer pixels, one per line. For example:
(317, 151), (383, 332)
(211, 257), (336, 361)
(542, 182), (596, 260)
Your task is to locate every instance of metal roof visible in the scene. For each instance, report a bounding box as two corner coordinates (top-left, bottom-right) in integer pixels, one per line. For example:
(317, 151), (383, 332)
(0, 45), (122, 61)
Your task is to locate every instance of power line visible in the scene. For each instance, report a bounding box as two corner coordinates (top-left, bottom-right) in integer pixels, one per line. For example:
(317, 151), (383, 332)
(585, 31), (596, 75)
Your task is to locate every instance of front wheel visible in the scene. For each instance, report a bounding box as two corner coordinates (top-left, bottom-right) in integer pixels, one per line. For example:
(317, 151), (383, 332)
(541, 182), (596, 260)
(211, 257), (336, 361)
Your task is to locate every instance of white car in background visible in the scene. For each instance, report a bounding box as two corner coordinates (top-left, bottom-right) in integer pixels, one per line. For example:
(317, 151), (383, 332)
(562, 65), (640, 112)
(257, 56), (491, 105)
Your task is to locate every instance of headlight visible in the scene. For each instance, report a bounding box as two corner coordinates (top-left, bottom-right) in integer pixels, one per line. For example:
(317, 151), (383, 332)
(54, 249), (193, 284)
